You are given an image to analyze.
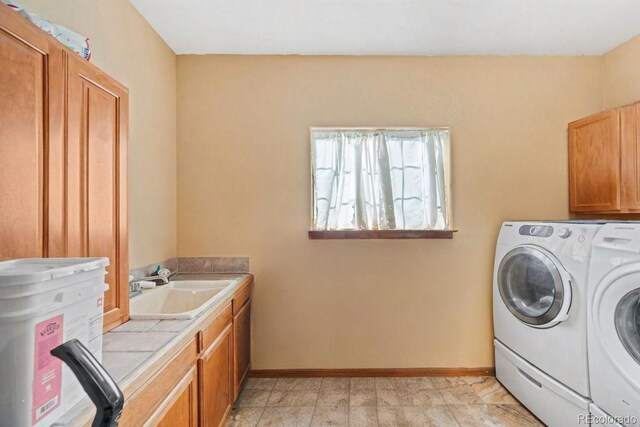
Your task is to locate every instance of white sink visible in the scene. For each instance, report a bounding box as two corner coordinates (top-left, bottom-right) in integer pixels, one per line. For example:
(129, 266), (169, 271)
(130, 279), (237, 320)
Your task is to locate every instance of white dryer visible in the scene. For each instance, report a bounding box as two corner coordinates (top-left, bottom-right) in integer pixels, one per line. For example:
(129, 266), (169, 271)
(493, 221), (603, 426)
(588, 223), (640, 426)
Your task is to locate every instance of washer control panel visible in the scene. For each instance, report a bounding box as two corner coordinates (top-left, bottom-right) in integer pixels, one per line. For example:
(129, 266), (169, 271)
(519, 224), (554, 237)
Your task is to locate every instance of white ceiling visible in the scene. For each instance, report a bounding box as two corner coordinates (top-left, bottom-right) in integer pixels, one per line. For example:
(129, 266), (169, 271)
(130, 0), (640, 56)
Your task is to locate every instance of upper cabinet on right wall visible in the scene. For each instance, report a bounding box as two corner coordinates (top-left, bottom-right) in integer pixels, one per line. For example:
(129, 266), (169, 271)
(569, 102), (640, 213)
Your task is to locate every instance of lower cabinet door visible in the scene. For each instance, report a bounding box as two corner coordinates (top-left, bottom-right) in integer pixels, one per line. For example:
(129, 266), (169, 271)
(153, 366), (198, 427)
(234, 298), (252, 399)
(199, 323), (234, 427)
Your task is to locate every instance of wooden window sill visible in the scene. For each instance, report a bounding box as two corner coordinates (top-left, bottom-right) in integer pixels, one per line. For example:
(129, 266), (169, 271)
(308, 230), (457, 239)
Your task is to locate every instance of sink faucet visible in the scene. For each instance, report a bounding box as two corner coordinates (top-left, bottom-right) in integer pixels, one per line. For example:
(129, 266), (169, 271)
(129, 267), (173, 298)
(140, 273), (171, 285)
(139, 266), (173, 286)
(129, 281), (142, 298)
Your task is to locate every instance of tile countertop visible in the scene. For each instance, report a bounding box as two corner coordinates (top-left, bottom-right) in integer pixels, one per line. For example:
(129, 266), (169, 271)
(54, 273), (253, 427)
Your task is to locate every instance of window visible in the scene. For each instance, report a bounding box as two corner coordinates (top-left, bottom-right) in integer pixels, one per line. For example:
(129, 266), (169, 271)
(310, 128), (452, 238)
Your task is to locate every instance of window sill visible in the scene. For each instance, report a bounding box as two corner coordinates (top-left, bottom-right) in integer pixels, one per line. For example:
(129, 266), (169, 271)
(308, 230), (457, 240)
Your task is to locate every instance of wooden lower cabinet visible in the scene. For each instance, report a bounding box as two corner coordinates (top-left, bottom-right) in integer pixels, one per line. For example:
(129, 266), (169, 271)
(199, 323), (234, 427)
(233, 297), (252, 399)
(153, 367), (198, 427)
(120, 339), (198, 426)
(118, 282), (252, 427)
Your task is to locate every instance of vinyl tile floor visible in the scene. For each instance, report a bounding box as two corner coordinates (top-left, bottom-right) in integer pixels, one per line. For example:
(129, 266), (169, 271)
(225, 376), (544, 427)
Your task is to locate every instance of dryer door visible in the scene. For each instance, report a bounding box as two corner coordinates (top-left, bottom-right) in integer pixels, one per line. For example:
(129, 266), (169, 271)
(594, 266), (640, 392)
(497, 246), (572, 327)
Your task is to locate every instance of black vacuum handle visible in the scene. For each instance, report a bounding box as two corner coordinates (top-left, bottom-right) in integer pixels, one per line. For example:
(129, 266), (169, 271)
(51, 339), (124, 427)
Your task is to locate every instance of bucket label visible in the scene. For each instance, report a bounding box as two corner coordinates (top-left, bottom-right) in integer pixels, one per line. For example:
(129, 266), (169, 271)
(32, 314), (63, 425)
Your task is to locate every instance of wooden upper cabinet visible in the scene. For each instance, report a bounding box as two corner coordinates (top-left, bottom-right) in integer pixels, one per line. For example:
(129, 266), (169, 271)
(0, 4), (129, 330)
(621, 103), (640, 212)
(569, 102), (640, 214)
(66, 54), (129, 330)
(569, 110), (621, 212)
(0, 5), (64, 259)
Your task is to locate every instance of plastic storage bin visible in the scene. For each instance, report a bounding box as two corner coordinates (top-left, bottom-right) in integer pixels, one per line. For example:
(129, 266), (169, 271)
(0, 258), (109, 427)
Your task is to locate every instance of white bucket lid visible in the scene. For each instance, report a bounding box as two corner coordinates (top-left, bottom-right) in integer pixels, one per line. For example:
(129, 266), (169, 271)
(0, 257), (109, 286)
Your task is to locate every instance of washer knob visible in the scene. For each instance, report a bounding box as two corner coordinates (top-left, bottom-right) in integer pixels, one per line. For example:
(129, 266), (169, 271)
(557, 227), (572, 239)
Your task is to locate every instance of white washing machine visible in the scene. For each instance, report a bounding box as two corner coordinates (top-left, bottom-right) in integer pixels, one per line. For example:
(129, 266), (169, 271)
(588, 223), (640, 426)
(590, 403), (624, 427)
(493, 221), (604, 426)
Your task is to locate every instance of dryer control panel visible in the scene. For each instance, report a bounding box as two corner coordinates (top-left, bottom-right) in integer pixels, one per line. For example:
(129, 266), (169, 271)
(519, 225), (554, 237)
(499, 221), (603, 258)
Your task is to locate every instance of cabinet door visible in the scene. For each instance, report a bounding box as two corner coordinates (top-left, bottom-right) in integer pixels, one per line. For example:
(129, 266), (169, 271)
(621, 103), (640, 211)
(151, 367), (198, 427)
(234, 298), (252, 398)
(120, 339), (198, 426)
(569, 110), (621, 212)
(66, 54), (129, 330)
(144, 366), (198, 427)
(0, 4), (64, 259)
(199, 323), (233, 427)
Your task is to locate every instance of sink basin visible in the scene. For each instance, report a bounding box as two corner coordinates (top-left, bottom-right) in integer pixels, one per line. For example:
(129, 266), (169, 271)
(130, 279), (238, 320)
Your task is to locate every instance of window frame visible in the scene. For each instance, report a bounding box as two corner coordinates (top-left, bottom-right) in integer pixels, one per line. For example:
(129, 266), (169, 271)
(308, 127), (456, 239)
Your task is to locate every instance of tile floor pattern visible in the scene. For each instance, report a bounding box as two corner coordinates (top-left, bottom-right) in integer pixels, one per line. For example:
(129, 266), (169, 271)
(226, 376), (544, 427)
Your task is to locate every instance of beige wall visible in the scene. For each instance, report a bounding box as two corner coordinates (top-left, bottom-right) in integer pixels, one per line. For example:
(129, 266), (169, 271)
(604, 34), (640, 109)
(16, 0), (178, 268)
(14, 0), (634, 369)
(177, 55), (602, 368)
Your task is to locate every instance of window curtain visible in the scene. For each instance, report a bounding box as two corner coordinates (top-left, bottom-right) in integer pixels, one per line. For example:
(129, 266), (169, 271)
(312, 129), (450, 231)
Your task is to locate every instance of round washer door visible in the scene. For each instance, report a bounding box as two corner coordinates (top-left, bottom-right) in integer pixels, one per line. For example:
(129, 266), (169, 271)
(616, 289), (640, 365)
(497, 246), (572, 327)
(593, 267), (640, 391)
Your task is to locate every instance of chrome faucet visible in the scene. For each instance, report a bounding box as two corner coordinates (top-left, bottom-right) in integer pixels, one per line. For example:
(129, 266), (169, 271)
(129, 267), (172, 298)
(139, 273), (171, 285)
(139, 266), (173, 286)
(129, 281), (142, 298)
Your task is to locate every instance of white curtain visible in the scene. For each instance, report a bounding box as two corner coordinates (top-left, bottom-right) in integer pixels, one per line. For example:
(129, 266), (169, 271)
(312, 129), (450, 231)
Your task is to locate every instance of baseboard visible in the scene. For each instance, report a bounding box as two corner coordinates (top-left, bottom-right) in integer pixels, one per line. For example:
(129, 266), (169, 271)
(249, 367), (495, 378)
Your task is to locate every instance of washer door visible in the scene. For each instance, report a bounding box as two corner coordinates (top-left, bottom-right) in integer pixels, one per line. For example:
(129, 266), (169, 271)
(616, 289), (640, 365)
(594, 266), (640, 391)
(497, 246), (572, 327)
